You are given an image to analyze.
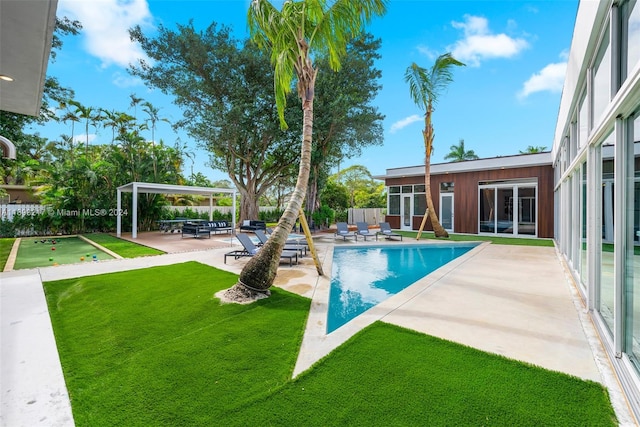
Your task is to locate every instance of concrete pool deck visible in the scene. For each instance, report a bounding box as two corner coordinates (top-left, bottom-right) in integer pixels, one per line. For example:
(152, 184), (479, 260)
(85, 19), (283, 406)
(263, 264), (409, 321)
(1, 233), (636, 426)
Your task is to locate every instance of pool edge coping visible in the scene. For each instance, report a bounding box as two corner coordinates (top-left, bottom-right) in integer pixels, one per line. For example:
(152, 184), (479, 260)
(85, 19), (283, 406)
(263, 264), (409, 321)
(292, 240), (491, 378)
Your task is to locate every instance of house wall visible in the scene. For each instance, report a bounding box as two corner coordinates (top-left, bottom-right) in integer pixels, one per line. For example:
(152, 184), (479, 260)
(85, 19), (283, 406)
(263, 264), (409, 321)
(384, 164), (554, 238)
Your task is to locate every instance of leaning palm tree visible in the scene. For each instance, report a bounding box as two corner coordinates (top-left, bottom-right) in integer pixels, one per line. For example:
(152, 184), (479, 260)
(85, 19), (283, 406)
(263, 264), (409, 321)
(229, 0), (387, 297)
(444, 139), (478, 162)
(405, 53), (465, 238)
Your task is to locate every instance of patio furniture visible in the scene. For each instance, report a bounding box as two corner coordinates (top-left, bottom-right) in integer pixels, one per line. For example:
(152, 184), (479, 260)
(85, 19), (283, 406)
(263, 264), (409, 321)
(240, 220), (267, 232)
(356, 222), (375, 241)
(334, 222), (357, 241)
(376, 222), (403, 241)
(224, 233), (298, 266)
(254, 230), (308, 256)
(205, 220), (234, 235)
(181, 221), (211, 239)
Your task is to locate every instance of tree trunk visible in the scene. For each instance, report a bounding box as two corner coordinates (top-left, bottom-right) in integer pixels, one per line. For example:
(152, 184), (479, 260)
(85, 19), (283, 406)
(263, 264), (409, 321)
(235, 64), (318, 294)
(239, 190), (260, 223)
(423, 105), (448, 238)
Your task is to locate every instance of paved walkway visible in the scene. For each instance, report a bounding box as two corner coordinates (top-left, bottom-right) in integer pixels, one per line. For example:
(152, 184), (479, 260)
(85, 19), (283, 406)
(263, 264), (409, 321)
(1, 234), (636, 426)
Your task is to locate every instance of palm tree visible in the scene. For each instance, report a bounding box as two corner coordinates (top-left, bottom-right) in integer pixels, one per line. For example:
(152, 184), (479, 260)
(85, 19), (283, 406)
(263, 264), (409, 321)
(444, 139), (478, 162)
(69, 100), (100, 152)
(405, 53), (465, 238)
(129, 93), (144, 120)
(235, 0), (387, 295)
(519, 145), (547, 154)
(59, 100), (80, 144)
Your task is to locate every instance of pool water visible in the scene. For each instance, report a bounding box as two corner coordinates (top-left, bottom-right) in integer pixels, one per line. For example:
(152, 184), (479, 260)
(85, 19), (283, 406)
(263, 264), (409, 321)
(327, 243), (479, 333)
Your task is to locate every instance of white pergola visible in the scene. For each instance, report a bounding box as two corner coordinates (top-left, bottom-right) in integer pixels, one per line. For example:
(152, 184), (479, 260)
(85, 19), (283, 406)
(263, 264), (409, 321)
(116, 182), (237, 239)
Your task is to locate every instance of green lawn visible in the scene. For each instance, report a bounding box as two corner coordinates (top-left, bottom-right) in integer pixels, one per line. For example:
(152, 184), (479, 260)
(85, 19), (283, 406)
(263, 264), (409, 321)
(44, 262), (616, 426)
(0, 237), (15, 270)
(399, 231), (555, 247)
(83, 233), (164, 257)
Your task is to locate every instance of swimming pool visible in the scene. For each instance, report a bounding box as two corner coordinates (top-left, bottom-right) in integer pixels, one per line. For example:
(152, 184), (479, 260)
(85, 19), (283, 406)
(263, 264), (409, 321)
(327, 243), (479, 333)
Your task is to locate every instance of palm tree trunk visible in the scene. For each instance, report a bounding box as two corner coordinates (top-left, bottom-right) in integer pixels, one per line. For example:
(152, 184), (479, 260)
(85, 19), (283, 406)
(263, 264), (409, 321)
(235, 67), (317, 294)
(423, 107), (448, 238)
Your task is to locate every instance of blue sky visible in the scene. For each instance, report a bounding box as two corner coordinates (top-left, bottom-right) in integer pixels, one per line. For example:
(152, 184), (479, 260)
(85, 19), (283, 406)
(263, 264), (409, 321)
(36, 0), (578, 182)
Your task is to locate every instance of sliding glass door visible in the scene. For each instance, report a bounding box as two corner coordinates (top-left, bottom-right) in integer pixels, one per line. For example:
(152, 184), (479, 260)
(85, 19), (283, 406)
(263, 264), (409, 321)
(479, 182), (538, 237)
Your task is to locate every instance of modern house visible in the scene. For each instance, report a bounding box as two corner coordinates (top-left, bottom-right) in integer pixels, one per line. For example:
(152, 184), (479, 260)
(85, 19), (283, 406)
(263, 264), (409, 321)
(553, 0), (640, 419)
(376, 152), (554, 238)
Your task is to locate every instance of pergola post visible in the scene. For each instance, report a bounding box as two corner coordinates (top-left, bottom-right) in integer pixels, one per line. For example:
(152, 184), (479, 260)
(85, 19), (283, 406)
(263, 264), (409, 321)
(116, 188), (122, 237)
(132, 183), (138, 239)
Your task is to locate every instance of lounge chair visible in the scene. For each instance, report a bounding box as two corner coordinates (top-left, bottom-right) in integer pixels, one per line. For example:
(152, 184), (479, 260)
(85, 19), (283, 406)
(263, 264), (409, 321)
(224, 233), (298, 266)
(376, 222), (403, 241)
(254, 230), (308, 256)
(334, 222), (356, 241)
(356, 222), (375, 241)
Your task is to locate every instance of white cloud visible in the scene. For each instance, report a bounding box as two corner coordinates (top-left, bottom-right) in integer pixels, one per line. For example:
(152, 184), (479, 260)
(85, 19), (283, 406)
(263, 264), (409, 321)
(448, 15), (529, 66)
(58, 0), (153, 68)
(390, 114), (422, 134)
(518, 62), (567, 99)
(112, 72), (144, 88)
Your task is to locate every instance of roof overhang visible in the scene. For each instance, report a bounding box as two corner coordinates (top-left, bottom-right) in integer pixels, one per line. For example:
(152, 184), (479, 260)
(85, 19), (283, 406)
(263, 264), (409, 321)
(116, 182), (236, 196)
(374, 152), (553, 180)
(0, 0), (59, 116)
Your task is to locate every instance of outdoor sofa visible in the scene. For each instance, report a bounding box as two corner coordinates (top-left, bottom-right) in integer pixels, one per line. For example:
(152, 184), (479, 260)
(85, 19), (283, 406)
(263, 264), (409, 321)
(240, 220), (267, 232)
(205, 220), (234, 235)
(181, 221), (211, 239)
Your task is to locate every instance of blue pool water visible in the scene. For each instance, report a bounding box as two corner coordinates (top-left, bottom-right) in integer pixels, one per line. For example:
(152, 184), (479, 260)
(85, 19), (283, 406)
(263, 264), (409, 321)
(327, 243), (479, 333)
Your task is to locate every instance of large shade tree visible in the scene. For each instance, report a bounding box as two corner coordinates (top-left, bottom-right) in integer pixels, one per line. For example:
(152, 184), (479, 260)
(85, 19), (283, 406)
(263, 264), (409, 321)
(405, 53), (465, 238)
(237, 0), (387, 295)
(306, 33), (384, 214)
(130, 22), (302, 222)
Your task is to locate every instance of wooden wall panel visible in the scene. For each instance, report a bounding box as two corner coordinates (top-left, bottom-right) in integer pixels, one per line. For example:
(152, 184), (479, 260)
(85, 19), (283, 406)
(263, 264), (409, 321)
(384, 165), (554, 238)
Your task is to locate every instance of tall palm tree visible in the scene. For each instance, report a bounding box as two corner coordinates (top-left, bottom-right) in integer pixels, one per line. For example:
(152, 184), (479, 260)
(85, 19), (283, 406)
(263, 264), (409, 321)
(235, 0), (387, 295)
(129, 93), (144, 120)
(59, 100), (80, 144)
(444, 139), (478, 162)
(405, 53), (465, 238)
(69, 100), (100, 152)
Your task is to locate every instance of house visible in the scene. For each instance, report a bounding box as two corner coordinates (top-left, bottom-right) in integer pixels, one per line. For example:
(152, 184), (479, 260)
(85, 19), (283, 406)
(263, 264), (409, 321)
(553, 0), (640, 419)
(376, 152), (554, 238)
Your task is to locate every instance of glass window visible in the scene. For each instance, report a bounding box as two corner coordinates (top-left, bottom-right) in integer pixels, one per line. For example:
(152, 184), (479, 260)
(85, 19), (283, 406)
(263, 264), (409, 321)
(627, 111), (640, 368)
(497, 188), (514, 235)
(600, 129), (615, 334)
(580, 161), (588, 289)
(479, 188), (495, 233)
(592, 26), (611, 126)
(578, 91), (588, 148)
(413, 193), (426, 216)
(517, 187), (536, 236)
(389, 195), (400, 215)
(440, 182), (454, 192)
(401, 185), (413, 194)
(626, 0), (640, 79)
(389, 186), (400, 194)
(414, 184), (425, 193)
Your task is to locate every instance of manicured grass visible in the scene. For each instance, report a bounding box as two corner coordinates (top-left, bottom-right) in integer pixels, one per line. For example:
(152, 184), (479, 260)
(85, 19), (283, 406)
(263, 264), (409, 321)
(236, 323), (616, 426)
(14, 236), (115, 270)
(44, 262), (616, 426)
(0, 237), (15, 270)
(83, 233), (164, 257)
(44, 262), (310, 426)
(398, 230), (555, 247)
